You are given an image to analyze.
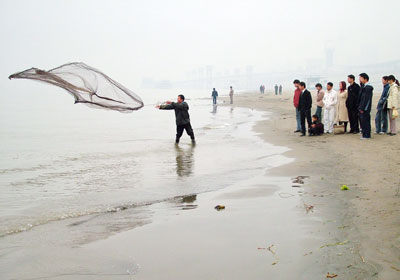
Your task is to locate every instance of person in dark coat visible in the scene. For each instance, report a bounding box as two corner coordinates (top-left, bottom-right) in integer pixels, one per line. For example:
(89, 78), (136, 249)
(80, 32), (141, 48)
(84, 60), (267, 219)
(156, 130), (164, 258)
(358, 73), (373, 139)
(157, 94), (195, 144)
(309, 114), (324, 136)
(298, 82), (312, 136)
(346, 74), (361, 133)
(375, 76), (389, 134)
(212, 88), (218, 104)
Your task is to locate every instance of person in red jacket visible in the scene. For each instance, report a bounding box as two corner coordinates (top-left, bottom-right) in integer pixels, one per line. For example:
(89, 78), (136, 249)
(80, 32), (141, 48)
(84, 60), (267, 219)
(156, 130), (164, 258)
(293, 79), (301, 132)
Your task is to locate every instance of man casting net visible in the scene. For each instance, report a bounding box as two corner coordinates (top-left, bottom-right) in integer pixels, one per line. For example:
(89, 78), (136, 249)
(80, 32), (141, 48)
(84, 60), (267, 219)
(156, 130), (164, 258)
(9, 62), (144, 112)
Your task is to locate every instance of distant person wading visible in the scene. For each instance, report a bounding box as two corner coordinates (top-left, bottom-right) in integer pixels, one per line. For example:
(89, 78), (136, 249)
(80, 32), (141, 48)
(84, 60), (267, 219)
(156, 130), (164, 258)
(229, 86), (234, 104)
(212, 88), (218, 104)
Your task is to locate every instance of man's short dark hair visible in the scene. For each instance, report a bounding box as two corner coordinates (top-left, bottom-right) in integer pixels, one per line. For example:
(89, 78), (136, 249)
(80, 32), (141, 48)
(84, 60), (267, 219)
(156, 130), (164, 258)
(327, 82), (333, 87)
(382, 76), (389, 81)
(293, 79), (300, 84)
(348, 74), (355, 80)
(312, 114), (319, 120)
(178, 94), (185, 101)
(359, 73), (369, 81)
(387, 75), (396, 81)
(299, 82), (306, 88)
(315, 83), (322, 88)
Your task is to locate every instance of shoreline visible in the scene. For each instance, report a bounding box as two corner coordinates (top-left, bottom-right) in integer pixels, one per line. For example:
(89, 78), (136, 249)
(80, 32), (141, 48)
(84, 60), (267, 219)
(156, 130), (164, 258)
(223, 91), (400, 279)
(1, 92), (399, 279)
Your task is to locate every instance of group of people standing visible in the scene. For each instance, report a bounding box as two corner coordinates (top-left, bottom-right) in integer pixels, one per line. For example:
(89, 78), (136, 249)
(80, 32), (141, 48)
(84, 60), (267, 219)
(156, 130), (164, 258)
(274, 84), (283, 95)
(293, 73), (399, 139)
(211, 86), (234, 105)
(259, 85), (265, 94)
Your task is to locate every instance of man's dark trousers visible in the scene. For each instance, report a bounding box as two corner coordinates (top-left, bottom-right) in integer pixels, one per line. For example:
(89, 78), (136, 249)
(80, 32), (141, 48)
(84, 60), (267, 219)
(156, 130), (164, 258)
(300, 109), (312, 135)
(176, 123), (195, 143)
(348, 109), (359, 133)
(360, 112), (371, 138)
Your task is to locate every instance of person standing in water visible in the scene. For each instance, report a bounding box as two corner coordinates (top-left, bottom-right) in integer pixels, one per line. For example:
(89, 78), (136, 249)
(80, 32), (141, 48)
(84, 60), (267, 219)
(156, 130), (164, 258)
(212, 88), (218, 104)
(229, 86), (234, 104)
(156, 94), (195, 144)
(274, 84), (279, 95)
(279, 85), (282, 95)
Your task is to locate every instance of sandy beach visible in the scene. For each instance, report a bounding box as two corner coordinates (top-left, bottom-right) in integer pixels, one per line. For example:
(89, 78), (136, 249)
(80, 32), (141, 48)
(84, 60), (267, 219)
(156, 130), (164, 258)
(226, 90), (400, 279)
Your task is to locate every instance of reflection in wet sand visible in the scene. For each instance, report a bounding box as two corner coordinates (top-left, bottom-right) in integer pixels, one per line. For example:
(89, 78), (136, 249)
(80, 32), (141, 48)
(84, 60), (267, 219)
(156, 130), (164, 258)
(175, 144), (195, 177)
(212, 104), (218, 114)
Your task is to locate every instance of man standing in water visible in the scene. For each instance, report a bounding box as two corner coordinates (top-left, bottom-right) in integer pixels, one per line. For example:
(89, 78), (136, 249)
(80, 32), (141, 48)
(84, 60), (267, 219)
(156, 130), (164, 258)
(274, 84), (279, 95)
(279, 85), (282, 95)
(229, 86), (234, 104)
(212, 88), (218, 104)
(157, 95), (195, 144)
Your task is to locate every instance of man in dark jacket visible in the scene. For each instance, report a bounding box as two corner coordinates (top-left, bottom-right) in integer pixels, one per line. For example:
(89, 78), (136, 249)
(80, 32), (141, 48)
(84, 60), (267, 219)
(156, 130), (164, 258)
(346, 74), (361, 133)
(375, 76), (389, 134)
(298, 82), (312, 136)
(358, 73), (373, 139)
(157, 94), (195, 144)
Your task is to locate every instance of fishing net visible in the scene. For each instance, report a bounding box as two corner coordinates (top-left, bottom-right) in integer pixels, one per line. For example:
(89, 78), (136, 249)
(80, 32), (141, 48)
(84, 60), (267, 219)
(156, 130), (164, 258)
(8, 62), (144, 112)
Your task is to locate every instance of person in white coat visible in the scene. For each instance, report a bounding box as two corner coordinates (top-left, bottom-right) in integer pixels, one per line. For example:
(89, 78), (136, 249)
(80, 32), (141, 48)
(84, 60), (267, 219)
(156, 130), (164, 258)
(386, 75), (399, 135)
(323, 82), (338, 133)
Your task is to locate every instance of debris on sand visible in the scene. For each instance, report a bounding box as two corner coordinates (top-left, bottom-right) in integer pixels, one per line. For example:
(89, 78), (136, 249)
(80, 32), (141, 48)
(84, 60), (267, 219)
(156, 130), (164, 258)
(341, 185), (349, 191)
(391, 266), (400, 272)
(320, 240), (349, 249)
(214, 205), (225, 211)
(267, 245), (276, 255)
(303, 251), (313, 256)
(326, 272), (338, 278)
(292, 175), (310, 185)
(266, 245), (279, 265)
(304, 203), (314, 213)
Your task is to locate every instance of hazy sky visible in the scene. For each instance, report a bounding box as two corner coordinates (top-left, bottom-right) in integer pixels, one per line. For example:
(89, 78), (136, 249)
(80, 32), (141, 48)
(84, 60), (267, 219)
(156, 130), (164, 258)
(1, 0), (399, 86)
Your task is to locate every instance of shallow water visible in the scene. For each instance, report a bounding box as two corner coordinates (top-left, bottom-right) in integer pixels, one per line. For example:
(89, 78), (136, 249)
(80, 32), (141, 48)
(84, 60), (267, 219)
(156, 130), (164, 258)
(0, 85), (290, 238)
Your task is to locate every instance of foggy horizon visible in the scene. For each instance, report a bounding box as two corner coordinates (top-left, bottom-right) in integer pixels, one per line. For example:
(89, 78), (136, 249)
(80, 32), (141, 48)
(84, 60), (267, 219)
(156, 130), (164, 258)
(1, 0), (400, 88)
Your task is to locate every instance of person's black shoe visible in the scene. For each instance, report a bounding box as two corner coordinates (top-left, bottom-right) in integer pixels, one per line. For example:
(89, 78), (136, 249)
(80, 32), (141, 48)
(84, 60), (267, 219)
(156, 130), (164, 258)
(353, 131), (359, 134)
(300, 134), (306, 137)
(294, 130), (301, 133)
(175, 138), (180, 144)
(191, 139), (196, 144)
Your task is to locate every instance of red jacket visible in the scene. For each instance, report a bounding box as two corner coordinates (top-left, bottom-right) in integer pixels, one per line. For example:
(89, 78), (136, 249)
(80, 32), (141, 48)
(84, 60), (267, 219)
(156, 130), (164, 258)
(293, 89), (301, 108)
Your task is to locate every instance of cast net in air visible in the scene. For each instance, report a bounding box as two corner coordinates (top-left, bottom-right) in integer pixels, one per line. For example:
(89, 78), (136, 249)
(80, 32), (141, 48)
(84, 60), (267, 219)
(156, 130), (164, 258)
(9, 62), (144, 112)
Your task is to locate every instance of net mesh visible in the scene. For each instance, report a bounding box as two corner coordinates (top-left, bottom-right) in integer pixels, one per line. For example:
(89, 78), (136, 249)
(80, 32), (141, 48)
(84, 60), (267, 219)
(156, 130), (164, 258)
(9, 62), (144, 112)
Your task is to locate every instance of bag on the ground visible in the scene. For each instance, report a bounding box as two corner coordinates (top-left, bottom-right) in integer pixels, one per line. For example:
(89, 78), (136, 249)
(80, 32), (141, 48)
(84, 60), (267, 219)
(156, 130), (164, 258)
(392, 108), (399, 119)
(333, 124), (345, 134)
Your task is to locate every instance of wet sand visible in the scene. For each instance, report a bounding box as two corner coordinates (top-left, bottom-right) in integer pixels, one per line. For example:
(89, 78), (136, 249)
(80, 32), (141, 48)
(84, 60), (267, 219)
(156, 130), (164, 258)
(225, 91), (400, 279)
(1, 91), (399, 279)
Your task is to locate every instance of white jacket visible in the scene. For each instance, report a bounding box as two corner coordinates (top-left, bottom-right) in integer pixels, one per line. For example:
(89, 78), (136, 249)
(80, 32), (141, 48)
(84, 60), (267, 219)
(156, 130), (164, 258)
(323, 89), (338, 110)
(387, 83), (399, 109)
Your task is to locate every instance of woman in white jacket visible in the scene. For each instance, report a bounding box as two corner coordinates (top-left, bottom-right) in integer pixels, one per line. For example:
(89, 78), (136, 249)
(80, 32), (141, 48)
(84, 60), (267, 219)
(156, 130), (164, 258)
(323, 82), (338, 133)
(386, 75), (399, 135)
